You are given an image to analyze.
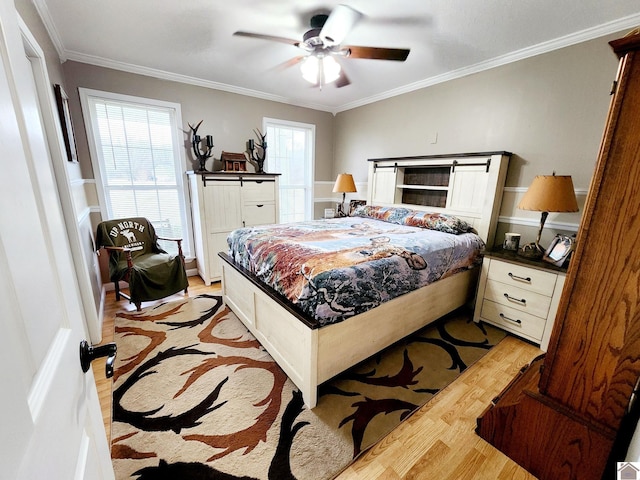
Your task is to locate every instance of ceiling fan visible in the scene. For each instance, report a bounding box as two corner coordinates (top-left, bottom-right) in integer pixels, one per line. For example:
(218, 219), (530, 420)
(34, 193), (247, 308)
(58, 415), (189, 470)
(233, 5), (411, 88)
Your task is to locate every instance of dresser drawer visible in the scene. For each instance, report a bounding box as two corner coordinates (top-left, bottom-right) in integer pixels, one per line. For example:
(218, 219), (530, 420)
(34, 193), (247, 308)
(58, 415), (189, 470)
(487, 260), (557, 297)
(244, 203), (276, 227)
(483, 279), (551, 319)
(480, 299), (546, 342)
(242, 180), (276, 203)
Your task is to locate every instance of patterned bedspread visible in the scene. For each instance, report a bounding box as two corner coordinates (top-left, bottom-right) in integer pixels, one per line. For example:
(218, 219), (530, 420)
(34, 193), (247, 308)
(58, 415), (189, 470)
(227, 216), (484, 326)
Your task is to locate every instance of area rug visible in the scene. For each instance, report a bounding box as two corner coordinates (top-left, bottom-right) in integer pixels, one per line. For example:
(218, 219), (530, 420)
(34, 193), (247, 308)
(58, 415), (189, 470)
(111, 293), (506, 480)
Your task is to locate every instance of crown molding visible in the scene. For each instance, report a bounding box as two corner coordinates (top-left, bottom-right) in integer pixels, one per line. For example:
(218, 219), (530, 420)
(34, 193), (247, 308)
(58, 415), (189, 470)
(63, 50), (336, 113)
(33, 4), (640, 115)
(334, 13), (640, 113)
(30, 0), (66, 61)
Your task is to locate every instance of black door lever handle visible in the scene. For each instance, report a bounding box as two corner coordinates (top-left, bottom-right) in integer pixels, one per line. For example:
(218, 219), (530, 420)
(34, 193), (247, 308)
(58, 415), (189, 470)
(80, 340), (117, 378)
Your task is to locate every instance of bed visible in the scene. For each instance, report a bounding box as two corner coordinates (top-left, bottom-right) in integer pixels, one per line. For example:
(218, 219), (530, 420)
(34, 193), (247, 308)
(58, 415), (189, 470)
(219, 152), (510, 407)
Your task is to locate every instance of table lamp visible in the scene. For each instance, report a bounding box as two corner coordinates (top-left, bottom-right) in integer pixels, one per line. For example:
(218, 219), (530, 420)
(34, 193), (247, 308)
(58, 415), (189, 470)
(517, 173), (578, 258)
(332, 173), (357, 217)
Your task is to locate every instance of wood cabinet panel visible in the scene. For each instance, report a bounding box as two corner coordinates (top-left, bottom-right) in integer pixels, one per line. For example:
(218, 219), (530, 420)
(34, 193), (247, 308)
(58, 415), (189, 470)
(188, 172), (280, 284)
(477, 32), (640, 480)
(540, 43), (640, 429)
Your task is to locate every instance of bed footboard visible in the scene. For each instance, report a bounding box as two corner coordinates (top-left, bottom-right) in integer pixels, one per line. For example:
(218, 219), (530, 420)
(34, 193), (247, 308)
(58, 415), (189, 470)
(220, 253), (477, 408)
(221, 257), (320, 407)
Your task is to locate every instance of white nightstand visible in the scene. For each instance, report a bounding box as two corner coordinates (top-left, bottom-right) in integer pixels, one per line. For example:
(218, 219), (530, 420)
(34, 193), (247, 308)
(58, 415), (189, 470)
(473, 248), (567, 351)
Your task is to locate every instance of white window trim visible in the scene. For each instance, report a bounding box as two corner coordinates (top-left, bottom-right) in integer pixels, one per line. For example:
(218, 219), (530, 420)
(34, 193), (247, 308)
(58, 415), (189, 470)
(78, 88), (194, 258)
(263, 117), (315, 221)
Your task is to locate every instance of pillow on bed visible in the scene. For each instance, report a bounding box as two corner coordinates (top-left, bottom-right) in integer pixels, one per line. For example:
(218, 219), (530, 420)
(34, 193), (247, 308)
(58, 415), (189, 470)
(351, 205), (473, 234)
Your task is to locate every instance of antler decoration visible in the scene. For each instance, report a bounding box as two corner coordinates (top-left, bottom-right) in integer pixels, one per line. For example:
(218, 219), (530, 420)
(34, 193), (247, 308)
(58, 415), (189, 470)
(189, 120), (214, 172)
(247, 129), (267, 174)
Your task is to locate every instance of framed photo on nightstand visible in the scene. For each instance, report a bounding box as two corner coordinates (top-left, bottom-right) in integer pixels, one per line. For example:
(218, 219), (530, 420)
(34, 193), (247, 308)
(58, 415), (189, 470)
(349, 199), (366, 215)
(543, 234), (575, 267)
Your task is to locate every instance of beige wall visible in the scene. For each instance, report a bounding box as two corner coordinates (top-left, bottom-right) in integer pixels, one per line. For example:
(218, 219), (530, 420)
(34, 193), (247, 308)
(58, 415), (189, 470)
(61, 61), (336, 269)
(333, 32), (623, 248)
(15, 0), (630, 271)
(62, 61), (335, 182)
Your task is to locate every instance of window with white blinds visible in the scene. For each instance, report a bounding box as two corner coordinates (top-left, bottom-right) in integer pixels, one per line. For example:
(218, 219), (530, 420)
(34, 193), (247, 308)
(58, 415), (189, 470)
(80, 89), (191, 256)
(264, 118), (315, 222)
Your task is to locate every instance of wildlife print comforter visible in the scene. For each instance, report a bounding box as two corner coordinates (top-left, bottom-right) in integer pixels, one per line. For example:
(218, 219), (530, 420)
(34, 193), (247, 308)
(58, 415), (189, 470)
(227, 214), (484, 326)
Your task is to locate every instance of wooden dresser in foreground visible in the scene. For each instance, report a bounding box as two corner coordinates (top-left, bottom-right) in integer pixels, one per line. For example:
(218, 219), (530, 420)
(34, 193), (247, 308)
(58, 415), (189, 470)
(477, 30), (640, 480)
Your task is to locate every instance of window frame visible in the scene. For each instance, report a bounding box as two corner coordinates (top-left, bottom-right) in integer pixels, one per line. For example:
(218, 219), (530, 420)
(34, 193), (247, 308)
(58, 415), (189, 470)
(79, 88), (194, 258)
(263, 117), (315, 222)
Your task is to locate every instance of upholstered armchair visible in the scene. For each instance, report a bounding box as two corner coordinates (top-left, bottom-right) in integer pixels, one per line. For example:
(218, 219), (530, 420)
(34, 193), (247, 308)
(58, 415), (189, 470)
(95, 217), (188, 311)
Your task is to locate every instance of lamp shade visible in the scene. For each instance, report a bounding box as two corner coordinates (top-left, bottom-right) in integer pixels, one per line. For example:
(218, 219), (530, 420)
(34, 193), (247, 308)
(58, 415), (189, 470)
(332, 173), (357, 193)
(517, 175), (578, 213)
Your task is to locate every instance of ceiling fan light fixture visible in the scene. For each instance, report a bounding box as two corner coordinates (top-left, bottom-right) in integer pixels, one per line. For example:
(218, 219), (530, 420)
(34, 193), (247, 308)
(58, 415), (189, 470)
(300, 55), (341, 85)
(300, 55), (320, 84)
(323, 55), (341, 83)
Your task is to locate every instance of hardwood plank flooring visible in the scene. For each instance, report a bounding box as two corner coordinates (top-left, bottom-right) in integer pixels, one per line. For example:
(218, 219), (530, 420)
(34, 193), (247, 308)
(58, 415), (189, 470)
(93, 276), (539, 479)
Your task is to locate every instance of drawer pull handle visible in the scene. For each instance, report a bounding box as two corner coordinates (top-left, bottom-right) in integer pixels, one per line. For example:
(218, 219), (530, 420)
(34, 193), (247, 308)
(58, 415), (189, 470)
(508, 272), (531, 283)
(503, 293), (526, 305)
(256, 204), (264, 207)
(499, 313), (522, 326)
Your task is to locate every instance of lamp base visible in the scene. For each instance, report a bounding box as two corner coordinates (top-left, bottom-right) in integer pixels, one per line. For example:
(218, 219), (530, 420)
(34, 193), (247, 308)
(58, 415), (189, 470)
(336, 202), (347, 217)
(518, 242), (544, 259)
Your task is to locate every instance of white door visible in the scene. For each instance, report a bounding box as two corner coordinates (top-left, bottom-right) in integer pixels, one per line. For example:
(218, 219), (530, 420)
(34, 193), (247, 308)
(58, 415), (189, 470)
(0, 2), (114, 479)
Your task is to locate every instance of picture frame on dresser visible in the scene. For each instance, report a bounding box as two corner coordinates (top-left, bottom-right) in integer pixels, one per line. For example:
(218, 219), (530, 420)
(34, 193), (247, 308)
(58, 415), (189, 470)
(543, 234), (575, 267)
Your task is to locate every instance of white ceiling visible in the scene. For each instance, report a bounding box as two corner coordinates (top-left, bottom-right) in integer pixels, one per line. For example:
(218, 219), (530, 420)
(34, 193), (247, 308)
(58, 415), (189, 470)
(35, 0), (640, 114)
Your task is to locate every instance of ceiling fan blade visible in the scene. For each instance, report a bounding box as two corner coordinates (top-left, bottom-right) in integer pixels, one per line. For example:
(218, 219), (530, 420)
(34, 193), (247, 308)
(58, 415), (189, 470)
(344, 45), (410, 61)
(273, 56), (305, 71)
(233, 31), (300, 47)
(320, 5), (363, 46)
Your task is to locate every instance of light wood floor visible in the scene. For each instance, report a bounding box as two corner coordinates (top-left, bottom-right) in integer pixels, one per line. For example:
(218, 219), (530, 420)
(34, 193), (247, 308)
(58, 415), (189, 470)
(93, 276), (539, 479)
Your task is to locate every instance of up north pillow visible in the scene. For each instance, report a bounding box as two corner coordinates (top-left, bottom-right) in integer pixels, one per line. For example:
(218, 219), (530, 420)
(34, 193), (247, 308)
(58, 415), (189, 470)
(351, 205), (473, 235)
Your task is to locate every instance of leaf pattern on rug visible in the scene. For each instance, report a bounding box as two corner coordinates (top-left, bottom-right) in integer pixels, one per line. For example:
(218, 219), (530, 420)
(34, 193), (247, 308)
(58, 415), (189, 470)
(268, 390), (308, 480)
(112, 294), (506, 480)
(335, 349), (423, 388)
(113, 326), (166, 382)
(113, 345), (226, 433)
(339, 397), (418, 457)
(182, 355), (288, 462)
(132, 459), (259, 480)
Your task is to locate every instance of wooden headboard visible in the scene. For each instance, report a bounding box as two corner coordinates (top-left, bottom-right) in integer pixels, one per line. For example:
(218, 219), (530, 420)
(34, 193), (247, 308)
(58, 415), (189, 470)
(367, 151), (511, 246)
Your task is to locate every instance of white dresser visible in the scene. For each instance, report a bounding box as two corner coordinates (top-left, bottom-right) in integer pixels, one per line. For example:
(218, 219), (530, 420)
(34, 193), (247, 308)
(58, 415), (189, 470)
(473, 249), (566, 351)
(188, 171), (280, 285)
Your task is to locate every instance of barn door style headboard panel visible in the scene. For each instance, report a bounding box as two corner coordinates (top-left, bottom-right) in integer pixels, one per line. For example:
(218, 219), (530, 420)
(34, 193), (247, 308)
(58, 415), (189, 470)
(367, 151), (511, 246)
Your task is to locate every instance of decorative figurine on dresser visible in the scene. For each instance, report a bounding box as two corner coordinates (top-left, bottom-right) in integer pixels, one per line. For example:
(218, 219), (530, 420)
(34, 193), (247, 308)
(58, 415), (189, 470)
(247, 129), (267, 174)
(476, 30), (640, 480)
(188, 120), (214, 172)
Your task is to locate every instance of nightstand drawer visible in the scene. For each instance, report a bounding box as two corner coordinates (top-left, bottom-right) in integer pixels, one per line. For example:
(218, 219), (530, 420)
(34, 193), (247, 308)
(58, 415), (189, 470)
(480, 299), (546, 341)
(484, 279), (551, 319)
(487, 260), (557, 297)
